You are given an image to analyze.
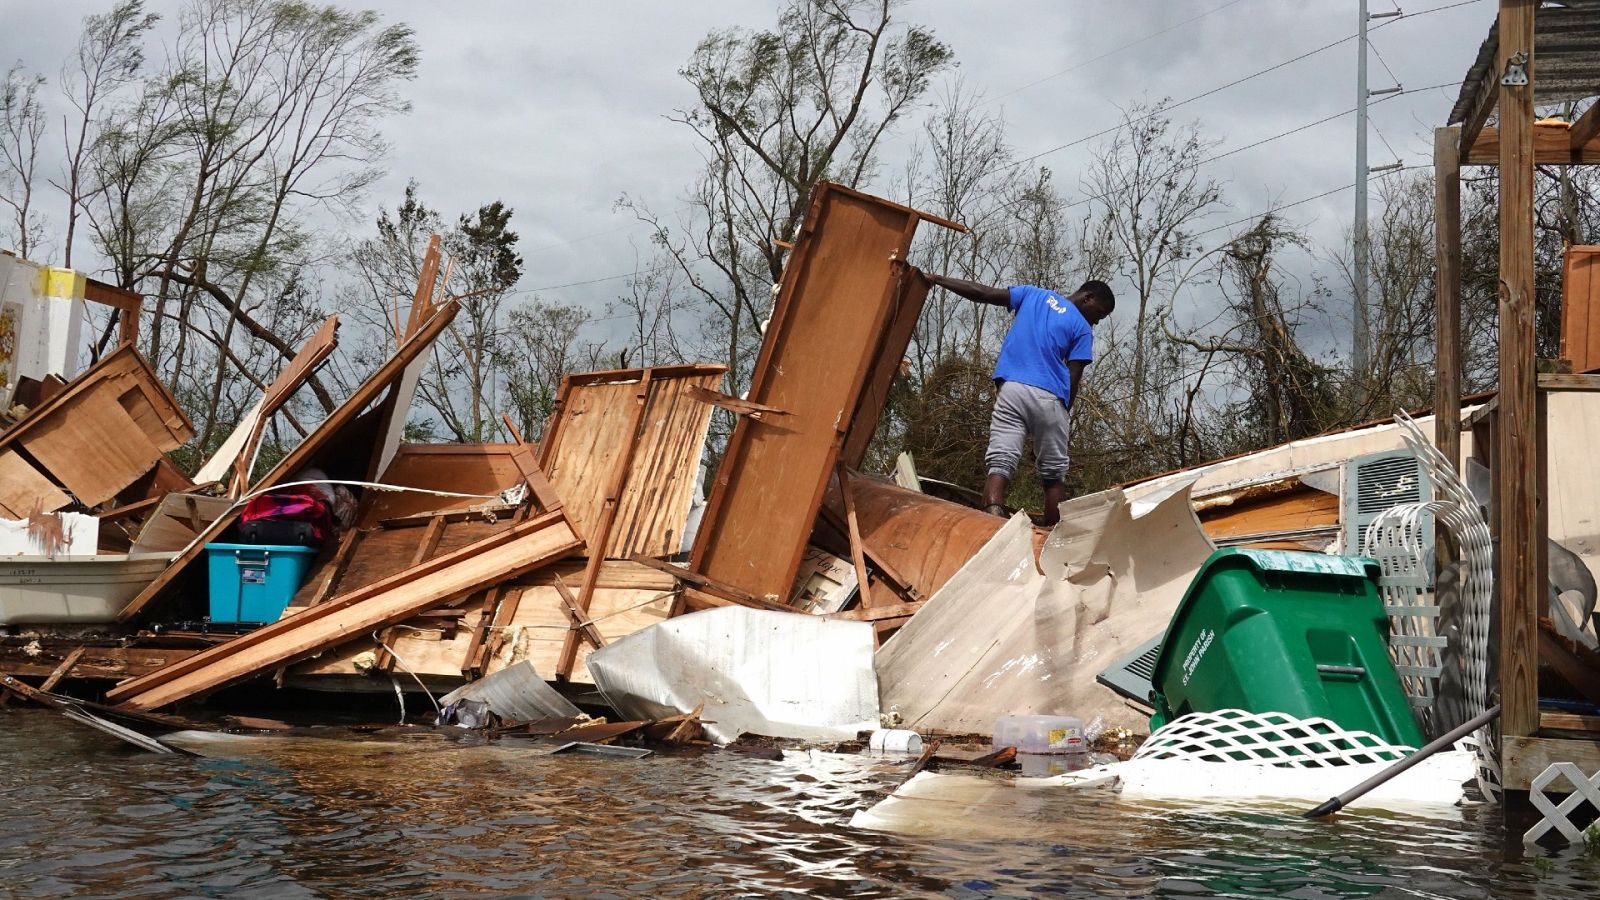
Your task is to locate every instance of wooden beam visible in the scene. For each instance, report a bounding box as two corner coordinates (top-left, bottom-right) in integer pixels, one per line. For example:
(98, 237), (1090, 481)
(836, 467), (875, 611)
(106, 511), (582, 710)
(38, 646), (87, 692)
(553, 577), (607, 650)
(1571, 101), (1600, 151)
(1502, 734), (1600, 791)
(1435, 126), (1463, 468)
(1463, 122), (1600, 165)
(1457, 62), (1498, 161)
(1496, 0), (1541, 741)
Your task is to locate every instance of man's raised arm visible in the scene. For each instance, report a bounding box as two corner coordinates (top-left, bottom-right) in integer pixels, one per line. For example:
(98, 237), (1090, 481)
(925, 273), (1010, 307)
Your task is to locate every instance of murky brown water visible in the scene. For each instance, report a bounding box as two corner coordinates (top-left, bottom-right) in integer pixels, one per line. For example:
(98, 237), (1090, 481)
(1, 708), (1596, 898)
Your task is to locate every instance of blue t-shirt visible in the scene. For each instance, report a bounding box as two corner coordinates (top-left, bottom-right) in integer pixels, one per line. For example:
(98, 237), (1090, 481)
(992, 285), (1094, 403)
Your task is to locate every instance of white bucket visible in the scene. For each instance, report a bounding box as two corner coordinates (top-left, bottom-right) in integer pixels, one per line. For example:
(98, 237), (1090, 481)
(869, 729), (924, 754)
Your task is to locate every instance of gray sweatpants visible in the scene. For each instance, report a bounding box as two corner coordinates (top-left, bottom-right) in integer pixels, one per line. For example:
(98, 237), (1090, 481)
(985, 380), (1071, 484)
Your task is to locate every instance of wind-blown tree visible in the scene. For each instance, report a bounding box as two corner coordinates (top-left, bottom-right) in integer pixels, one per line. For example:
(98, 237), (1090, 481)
(623, 0), (953, 397)
(81, 0), (418, 455)
(55, 0), (160, 268)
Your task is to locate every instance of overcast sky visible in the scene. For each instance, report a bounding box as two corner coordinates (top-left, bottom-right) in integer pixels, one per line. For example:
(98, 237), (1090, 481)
(1, 0), (1495, 355)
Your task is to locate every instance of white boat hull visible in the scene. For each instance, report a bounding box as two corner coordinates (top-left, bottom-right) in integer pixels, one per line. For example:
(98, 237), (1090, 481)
(0, 553), (175, 624)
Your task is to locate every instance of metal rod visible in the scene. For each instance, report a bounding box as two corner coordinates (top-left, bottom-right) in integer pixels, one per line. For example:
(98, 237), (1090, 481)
(1353, 0), (1372, 378)
(1302, 704), (1500, 819)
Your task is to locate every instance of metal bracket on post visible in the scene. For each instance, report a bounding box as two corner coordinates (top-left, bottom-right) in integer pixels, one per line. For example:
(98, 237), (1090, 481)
(1501, 51), (1529, 87)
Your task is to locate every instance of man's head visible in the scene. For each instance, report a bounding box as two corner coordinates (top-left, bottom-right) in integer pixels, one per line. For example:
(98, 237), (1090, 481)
(1072, 280), (1115, 325)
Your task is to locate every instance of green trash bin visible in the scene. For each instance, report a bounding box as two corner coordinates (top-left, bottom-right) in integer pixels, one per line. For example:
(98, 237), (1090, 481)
(1149, 548), (1424, 749)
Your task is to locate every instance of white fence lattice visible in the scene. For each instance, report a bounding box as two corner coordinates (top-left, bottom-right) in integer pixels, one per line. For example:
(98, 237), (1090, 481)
(1133, 709), (1415, 768)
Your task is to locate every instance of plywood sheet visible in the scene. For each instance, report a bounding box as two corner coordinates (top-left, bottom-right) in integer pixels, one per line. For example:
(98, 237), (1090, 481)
(1561, 245), (1600, 373)
(691, 184), (952, 600)
(0, 450), (70, 517)
(362, 443), (526, 527)
(540, 366), (724, 558)
(20, 386), (162, 506)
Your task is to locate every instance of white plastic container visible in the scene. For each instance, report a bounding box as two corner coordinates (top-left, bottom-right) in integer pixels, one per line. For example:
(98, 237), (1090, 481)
(993, 714), (1085, 755)
(868, 729), (924, 754)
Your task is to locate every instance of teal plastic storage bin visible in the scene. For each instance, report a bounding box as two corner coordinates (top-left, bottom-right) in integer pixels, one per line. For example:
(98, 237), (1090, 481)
(1150, 548), (1424, 749)
(204, 543), (318, 625)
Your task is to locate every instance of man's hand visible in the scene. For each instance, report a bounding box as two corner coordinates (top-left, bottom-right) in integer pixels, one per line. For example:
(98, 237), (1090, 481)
(926, 273), (1010, 307)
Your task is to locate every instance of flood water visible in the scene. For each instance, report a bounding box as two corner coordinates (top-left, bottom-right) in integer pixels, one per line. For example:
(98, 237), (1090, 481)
(1, 708), (1596, 898)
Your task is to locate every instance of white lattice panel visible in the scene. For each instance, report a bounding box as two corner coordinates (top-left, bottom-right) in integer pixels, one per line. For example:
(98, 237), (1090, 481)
(1133, 709), (1415, 768)
(1393, 411), (1499, 802)
(1523, 762), (1600, 845)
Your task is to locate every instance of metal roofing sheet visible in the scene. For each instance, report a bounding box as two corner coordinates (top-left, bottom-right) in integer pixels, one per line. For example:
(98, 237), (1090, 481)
(1448, 0), (1600, 125)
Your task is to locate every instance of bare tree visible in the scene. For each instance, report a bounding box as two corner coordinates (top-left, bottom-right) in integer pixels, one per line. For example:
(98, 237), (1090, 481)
(1, 64), (48, 257)
(55, 0), (159, 268)
(1086, 100), (1225, 424)
(500, 301), (600, 442)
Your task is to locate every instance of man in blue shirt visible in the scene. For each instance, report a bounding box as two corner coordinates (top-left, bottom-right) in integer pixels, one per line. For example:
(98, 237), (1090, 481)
(924, 274), (1115, 527)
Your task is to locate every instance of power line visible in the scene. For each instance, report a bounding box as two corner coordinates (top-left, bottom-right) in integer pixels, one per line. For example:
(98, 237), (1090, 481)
(997, 0), (1486, 175)
(1193, 163), (1421, 239)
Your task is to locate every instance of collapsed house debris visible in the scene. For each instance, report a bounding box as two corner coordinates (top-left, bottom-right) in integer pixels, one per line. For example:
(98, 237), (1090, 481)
(3, 156), (1599, 837)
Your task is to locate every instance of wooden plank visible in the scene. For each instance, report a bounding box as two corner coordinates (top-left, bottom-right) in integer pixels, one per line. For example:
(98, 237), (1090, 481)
(228, 315), (339, 495)
(553, 577), (606, 650)
(0, 450), (70, 517)
(38, 646), (87, 692)
(1435, 126), (1463, 468)
(685, 384), (788, 420)
(556, 371), (652, 679)
(1539, 618), (1600, 704)
(1560, 247), (1600, 374)
(828, 600), (924, 622)
(1457, 61), (1499, 162)
(1198, 486), (1340, 541)
(1571, 101), (1600, 152)
(841, 266), (931, 468)
(1541, 711), (1600, 733)
(0, 644), (200, 680)
(1496, 0), (1540, 741)
(117, 299), (460, 623)
(19, 387), (162, 506)
(1503, 734), (1600, 791)
(690, 183), (955, 600)
(107, 510), (583, 710)
(631, 554), (795, 612)
(83, 278), (141, 345)
(836, 467), (876, 609)
(1464, 121), (1600, 165)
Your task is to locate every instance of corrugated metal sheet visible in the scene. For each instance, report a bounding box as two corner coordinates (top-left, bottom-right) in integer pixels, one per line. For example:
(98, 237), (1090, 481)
(1449, 0), (1600, 125)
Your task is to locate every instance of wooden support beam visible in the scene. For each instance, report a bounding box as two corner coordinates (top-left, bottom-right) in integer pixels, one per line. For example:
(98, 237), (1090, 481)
(302, 528), (363, 609)
(1435, 126), (1463, 468)
(1495, 0), (1541, 741)
(460, 585), (508, 678)
(1503, 735), (1600, 791)
(1463, 122), (1600, 164)
(556, 371), (653, 680)
(1571, 101), (1600, 151)
(553, 577), (606, 650)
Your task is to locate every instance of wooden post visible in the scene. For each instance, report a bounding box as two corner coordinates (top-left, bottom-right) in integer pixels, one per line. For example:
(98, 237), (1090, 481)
(1434, 126), (1463, 467)
(1496, 0), (1541, 740)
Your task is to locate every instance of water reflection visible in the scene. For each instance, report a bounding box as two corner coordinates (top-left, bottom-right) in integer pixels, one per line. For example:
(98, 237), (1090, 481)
(2, 709), (1598, 897)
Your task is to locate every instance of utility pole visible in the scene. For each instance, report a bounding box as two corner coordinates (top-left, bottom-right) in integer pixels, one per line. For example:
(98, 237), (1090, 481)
(1355, 2), (1403, 381)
